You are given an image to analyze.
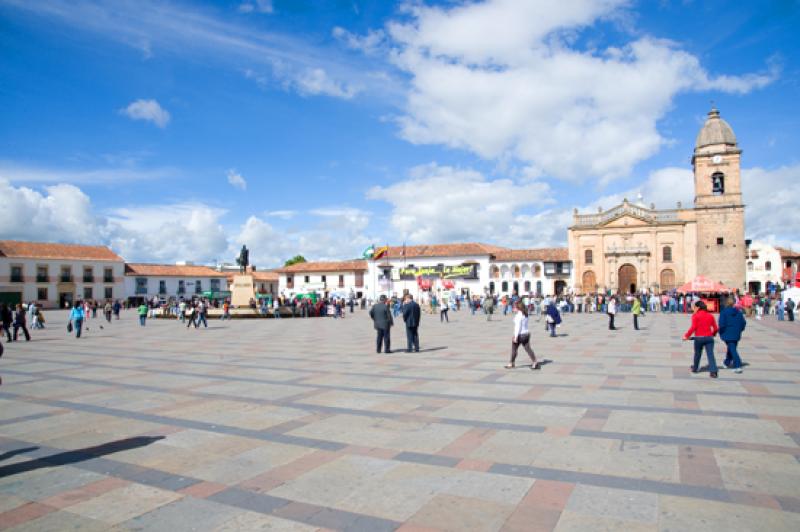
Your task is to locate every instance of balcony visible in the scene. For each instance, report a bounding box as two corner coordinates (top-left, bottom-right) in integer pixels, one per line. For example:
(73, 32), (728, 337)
(103, 276), (114, 283)
(83, 275), (95, 283)
(36, 275), (49, 283)
(59, 275), (73, 283)
(11, 275), (24, 283)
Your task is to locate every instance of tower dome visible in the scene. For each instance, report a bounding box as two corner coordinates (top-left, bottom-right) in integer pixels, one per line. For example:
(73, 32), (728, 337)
(695, 107), (737, 150)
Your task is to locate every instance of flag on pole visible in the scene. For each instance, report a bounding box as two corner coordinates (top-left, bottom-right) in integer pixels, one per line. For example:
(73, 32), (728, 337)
(362, 245), (375, 259)
(373, 245), (389, 260)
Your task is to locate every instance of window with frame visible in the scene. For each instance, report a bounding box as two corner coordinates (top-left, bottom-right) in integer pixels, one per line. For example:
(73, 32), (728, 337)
(83, 267), (94, 283)
(338, 274), (344, 288)
(210, 279), (220, 292)
(37, 287), (48, 301)
(104, 287), (113, 299)
(287, 275), (294, 288)
(717, 237), (724, 245)
(544, 263), (556, 275)
(304, 275), (310, 283)
(84, 287), (93, 299)
(36, 266), (48, 283)
(501, 281), (508, 292)
(765, 261), (772, 271)
(159, 280), (167, 294)
(177, 280), (185, 294)
(104, 268), (114, 283)
(195, 280), (202, 294)
(321, 275), (327, 283)
(10, 265), (23, 283)
(135, 277), (148, 294)
(584, 250), (593, 264)
(662, 246), (672, 262)
(60, 266), (72, 282)
(747, 261), (754, 272)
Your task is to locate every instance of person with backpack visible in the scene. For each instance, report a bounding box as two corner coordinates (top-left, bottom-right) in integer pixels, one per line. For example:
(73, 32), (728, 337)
(683, 300), (719, 378)
(719, 297), (747, 374)
(505, 301), (541, 370)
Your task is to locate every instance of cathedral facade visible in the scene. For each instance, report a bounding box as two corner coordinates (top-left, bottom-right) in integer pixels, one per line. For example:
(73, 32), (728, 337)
(568, 108), (746, 294)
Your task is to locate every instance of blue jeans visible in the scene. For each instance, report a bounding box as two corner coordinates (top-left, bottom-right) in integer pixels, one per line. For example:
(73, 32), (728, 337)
(74, 318), (83, 338)
(273, 309), (281, 319)
(548, 322), (556, 337)
(139, 315), (146, 326)
(692, 337), (718, 373)
(196, 313), (208, 328)
(724, 340), (742, 369)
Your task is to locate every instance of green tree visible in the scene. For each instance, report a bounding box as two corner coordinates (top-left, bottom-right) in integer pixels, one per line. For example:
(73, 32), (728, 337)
(284, 255), (307, 266)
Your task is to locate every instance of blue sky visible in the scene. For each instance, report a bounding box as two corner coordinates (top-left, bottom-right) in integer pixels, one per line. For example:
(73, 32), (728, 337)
(1, 0), (798, 267)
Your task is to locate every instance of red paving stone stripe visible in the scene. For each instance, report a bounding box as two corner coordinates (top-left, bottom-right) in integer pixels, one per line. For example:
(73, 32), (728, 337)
(236, 473), (285, 494)
(544, 427), (572, 438)
(342, 445), (398, 460)
(392, 379), (431, 392)
(41, 477), (130, 509)
(678, 446), (725, 488)
(178, 480), (228, 499)
(455, 458), (494, 472)
(519, 480), (575, 511)
(673, 400), (700, 410)
(728, 490), (782, 510)
(742, 383), (773, 396)
(517, 387), (549, 401)
(437, 427), (496, 458)
(759, 414), (800, 433)
(502, 505), (562, 532)
(0, 502), (56, 530)
(396, 524), (444, 532)
(255, 449), (341, 483)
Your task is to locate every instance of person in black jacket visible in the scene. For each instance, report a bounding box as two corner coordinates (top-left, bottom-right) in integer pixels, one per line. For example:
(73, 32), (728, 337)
(13, 304), (30, 341)
(402, 294), (421, 353)
(719, 297), (747, 373)
(0, 304), (12, 342)
(369, 295), (393, 354)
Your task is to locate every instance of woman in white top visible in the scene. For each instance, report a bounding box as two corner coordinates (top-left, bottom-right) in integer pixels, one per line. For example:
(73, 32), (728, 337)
(505, 301), (541, 370)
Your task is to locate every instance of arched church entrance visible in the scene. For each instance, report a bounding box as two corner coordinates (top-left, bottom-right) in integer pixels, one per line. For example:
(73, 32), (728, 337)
(618, 264), (637, 293)
(582, 271), (596, 292)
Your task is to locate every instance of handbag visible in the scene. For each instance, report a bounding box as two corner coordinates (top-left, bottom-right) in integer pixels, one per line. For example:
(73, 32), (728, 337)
(67, 321), (73, 333)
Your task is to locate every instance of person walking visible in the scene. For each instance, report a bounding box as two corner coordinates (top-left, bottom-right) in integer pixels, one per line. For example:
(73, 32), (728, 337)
(186, 303), (197, 328)
(103, 301), (112, 323)
(402, 295), (421, 353)
(787, 298), (795, 322)
(69, 301), (85, 338)
(112, 300), (121, 320)
(505, 301), (540, 370)
(632, 297), (642, 331)
(13, 304), (31, 341)
(440, 299), (449, 323)
(683, 300), (719, 378)
(273, 299), (281, 319)
(221, 301), (231, 321)
(369, 295), (393, 354)
(483, 294), (494, 321)
(1, 304), (12, 342)
(545, 302), (560, 337)
(719, 297), (746, 374)
(607, 296), (618, 330)
(777, 298), (785, 321)
(196, 300), (208, 328)
(137, 301), (148, 326)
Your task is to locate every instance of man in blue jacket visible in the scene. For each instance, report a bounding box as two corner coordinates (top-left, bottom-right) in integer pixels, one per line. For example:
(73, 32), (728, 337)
(401, 294), (421, 353)
(719, 297), (747, 373)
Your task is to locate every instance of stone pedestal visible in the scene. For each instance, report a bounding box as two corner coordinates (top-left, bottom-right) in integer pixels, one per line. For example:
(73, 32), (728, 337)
(231, 275), (255, 307)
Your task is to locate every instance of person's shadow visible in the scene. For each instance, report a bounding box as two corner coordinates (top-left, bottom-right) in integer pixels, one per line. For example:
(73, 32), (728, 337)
(0, 436), (164, 478)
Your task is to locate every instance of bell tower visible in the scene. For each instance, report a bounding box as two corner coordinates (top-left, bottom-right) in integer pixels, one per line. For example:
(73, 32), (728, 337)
(692, 107), (745, 291)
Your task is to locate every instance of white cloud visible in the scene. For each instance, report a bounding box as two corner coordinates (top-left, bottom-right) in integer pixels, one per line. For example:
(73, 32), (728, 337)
(742, 164), (800, 251)
(238, 0), (273, 14)
(120, 99), (171, 128)
(226, 169), (247, 190)
(383, 0), (777, 183)
(333, 26), (386, 55)
(367, 163), (551, 246)
(0, 160), (177, 184)
(292, 67), (361, 99)
(264, 210), (297, 220)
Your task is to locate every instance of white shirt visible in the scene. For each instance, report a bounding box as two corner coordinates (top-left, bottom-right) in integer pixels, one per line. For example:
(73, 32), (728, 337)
(513, 310), (529, 338)
(608, 299), (617, 314)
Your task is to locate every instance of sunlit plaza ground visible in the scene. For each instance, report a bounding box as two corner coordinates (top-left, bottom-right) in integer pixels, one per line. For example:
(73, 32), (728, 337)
(1, 308), (799, 531)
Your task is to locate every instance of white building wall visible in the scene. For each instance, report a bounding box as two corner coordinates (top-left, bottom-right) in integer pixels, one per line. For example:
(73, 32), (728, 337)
(746, 242), (782, 293)
(123, 276), (229, 300)
(278, 271), (367, 297)
(0, 258), (125, 308)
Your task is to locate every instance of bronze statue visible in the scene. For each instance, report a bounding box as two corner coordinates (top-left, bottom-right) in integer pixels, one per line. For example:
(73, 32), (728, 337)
(236, 245), (249, 273)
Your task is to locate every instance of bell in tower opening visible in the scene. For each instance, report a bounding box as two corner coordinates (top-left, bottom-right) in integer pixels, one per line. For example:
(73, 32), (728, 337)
(711, 172), (725, 195)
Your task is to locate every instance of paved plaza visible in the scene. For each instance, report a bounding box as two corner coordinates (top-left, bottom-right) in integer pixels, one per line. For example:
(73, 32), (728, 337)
(1, 308), (799, 531)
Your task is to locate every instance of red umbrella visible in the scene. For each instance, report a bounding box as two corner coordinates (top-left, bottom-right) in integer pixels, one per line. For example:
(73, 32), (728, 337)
(676, 275), (733, 294)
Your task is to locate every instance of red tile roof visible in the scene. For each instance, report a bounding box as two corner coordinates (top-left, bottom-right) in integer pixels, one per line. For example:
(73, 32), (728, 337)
(776, 247), (800, 259)
(125, 263), (225, 277)
(0, 240), (123, 261)
(276, 260), (368, 273)
(382, 242), (508, 259)
(224, 271), (279, 282)
(492, 248), (569, 261)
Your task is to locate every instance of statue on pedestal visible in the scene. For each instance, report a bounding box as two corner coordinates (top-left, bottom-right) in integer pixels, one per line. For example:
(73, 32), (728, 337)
(236, 245), (249, 273)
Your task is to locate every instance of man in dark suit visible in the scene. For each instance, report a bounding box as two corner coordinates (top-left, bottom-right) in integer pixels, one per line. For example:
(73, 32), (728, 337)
(369, 295), (393, 353)
(401, 294), (421, 352)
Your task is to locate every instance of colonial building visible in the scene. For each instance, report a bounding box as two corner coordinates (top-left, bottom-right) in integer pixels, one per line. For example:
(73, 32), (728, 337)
(124, 263), (229, 303)
(0, 240), (125, 308)
(744, 241), (783, 294)
(568, 108), (746, 294)
(276, 260), (369, 297)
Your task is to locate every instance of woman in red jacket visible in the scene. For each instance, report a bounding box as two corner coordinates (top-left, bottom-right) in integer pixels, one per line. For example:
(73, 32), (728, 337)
(683, 300), (719, 378)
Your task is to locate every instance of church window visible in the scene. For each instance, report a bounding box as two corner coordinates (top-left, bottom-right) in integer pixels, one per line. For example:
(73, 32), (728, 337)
(585, 249), (593, 264)
(711, 172), (725, 195)
(716, 237), (724, 245)
(662, 246), (672, 262)
(765, 261), (772, 271)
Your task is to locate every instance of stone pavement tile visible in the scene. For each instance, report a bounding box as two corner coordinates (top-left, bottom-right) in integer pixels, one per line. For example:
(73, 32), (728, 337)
(713, 447), (800, 498)
(395, 524), (443, 532)
(213, 509), (318, 531)
(254, 449), (340, 483)
(455, 458), (493, 472)
(519, 480), (575, 512)
(0, 494), (27, 514)
(501, 506), (561, 532)
(342, 444), (398, 460)
(0, 465), (106, 501)
(728, 490), (782, 510)
(65, 483), (182, 525)
(0, 399), (61, 421)
(5, 509), (109, 532)
(41, 476), (130, 509)
(0, 501), (55, 530)
(433, 400), (585, 430)
(565, 484), (659, 524)
(776, 496), (800, 513)
(407, 494), (516, 532)
(761, 414), (800, 433)
(187, 442), (313, 484)
(658, 494), (800, 531)
(124, 496), (242, 531)
(436, 428), (496, 458)
(552, 510), (657, 532)
(177, 480), (228, 499)
(603, 410), (798, 447)
(678, 445), (724, 488)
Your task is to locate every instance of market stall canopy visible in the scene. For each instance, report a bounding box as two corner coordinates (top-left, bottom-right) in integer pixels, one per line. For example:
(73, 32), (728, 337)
(677, 276), (733, 293)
